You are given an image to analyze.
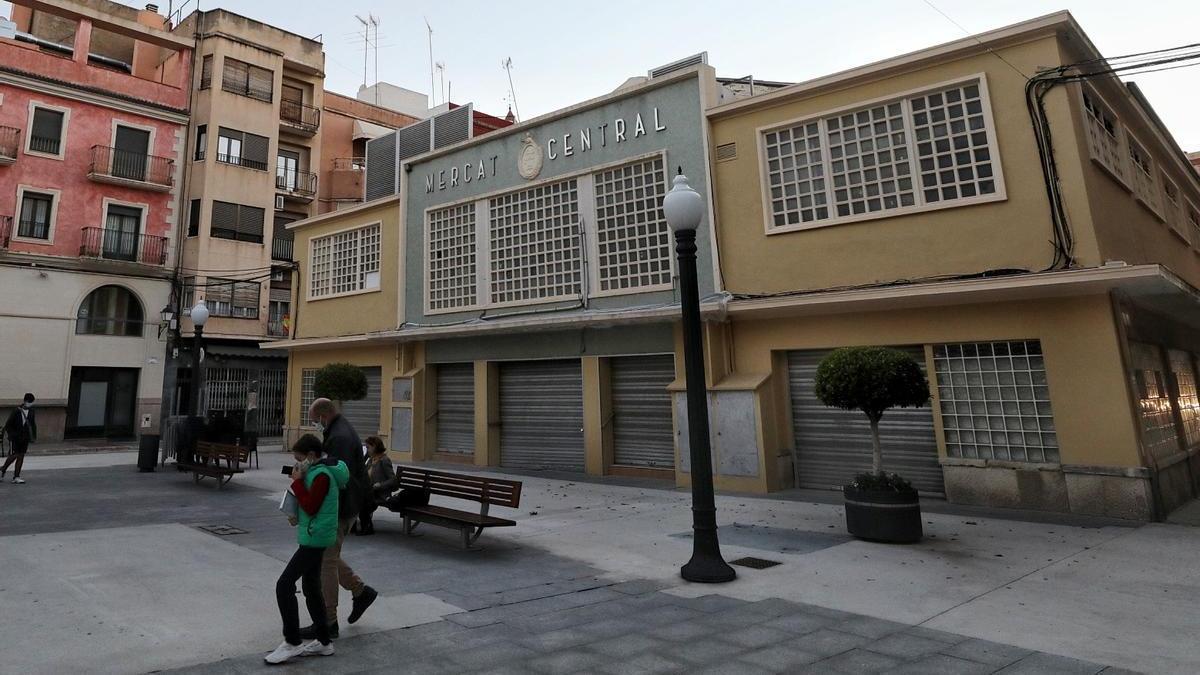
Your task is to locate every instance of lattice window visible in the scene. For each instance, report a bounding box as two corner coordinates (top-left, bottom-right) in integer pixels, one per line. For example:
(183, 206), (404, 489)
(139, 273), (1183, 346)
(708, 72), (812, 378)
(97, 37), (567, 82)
(309, 223), (380, 298)
(488, 179), (582, 305)
(910, 83), (997, 204)
(1170, 350), (1200, 448)
(428, 203), (477, 310)
(764, 121), (828, 227)
(1130, 342), (1177, 462)
(828, 102), (915, 217)
(1127, 134), (1163, 216)
(300, 368), (316, 422)
(592, 157), (672, 293)
(934, 340), (1059, 463)
(1081, 88), (1129, 184)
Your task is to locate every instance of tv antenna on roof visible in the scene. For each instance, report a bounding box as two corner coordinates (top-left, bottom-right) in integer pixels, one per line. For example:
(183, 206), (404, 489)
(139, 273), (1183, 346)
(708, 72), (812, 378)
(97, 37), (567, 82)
(424, 17), (435, 106)
(354, 14), (379, 90)
(502, 57), (520, 122)
(436, 61), (446, 106)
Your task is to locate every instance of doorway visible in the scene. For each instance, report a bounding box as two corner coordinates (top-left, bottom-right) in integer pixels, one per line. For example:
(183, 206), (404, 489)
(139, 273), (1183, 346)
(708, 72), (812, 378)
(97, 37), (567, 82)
(67, 367), (140, 438)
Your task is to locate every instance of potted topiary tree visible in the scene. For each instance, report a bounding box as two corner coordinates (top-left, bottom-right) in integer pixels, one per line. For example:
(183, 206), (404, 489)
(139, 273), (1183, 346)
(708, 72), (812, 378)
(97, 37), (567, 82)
(313, 363), (368, 410)
(814, 347), (931, 543)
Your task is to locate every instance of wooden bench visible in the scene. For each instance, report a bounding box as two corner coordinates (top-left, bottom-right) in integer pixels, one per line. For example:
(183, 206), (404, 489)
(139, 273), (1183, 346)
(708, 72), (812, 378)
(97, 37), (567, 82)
(177, 441), (247, 489)
(385, 466), (522, 549)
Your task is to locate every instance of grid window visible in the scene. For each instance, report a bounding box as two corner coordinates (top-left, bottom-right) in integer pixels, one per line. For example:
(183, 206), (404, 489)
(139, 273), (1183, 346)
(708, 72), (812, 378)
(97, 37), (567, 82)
(488, 179), (582, 305)
(1081, 88), (1129, 184)
(764, 121), (828, 226)
(1127, 134), (1162, 215)
(933, 340), (1059, 463)
(300, 368), (316, 422)
(910, 83), (996, 204)
(428, 203), (477, 311)
(309, 223), (380, 298)
(1130, 342), (1178, 462)
(592, 157), (672, 292)
(828, 102), (915, 217)
(1170, 349), (1200, 448)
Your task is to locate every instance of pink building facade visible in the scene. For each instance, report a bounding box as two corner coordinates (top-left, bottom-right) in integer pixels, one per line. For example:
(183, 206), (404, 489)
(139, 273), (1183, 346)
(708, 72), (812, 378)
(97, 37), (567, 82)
(0, 0), (191, 441)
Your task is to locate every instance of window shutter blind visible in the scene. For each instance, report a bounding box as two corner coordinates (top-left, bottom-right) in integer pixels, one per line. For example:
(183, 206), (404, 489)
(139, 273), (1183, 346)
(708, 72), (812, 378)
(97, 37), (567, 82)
(238, 205), (265, 242)
(249, 65), (273, 100)
(233, 281), (260, 309)
(200, 55), (212, 88)
(223, 58), (249, 90)
(211, 201), (238, 239)
(243, 133), (270, 168)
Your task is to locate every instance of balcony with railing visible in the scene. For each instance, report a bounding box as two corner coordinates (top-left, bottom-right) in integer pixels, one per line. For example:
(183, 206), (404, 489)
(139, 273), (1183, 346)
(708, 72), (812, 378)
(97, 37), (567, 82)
(216, 153), (269, 172)
(280, 100), (320, 135)
(276, 169), (317, 202)
(330, 157), (366, 202)
(88, 146), (174, 191)
(28, 134), (60, 156)
(0, 126), (18, 165)
(0, 216), (12, 248)
(271, 235), (294, 261)
(79, 227), (169, 266)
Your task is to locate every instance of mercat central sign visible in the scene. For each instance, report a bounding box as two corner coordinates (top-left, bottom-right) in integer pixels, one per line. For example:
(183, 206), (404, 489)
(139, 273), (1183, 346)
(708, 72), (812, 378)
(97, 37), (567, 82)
(424, 107), (668, 194)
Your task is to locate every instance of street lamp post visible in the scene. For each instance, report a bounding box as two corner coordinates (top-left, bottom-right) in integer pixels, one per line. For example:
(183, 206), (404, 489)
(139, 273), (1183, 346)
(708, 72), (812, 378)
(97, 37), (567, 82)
(183, 301), (209, 465)
(663, 168), (736, 584)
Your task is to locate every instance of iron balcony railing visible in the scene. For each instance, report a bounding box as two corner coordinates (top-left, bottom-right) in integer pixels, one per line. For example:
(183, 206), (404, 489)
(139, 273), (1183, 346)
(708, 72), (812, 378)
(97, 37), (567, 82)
(17, 218), (50, 240)
(29, 134), (60, 155)
(0, 216), (12, 248)
(0, 126), (19, 161)
(271, 236), (294, 261)
(333, 157), (366, 171)
(222, 79), (272, 103)
(79, 227), (169, 265)
(276, 169), (317, 196)
(216, 153), (269, 172)
(89, 146), (174, 188)
(280, 100), (320, 133)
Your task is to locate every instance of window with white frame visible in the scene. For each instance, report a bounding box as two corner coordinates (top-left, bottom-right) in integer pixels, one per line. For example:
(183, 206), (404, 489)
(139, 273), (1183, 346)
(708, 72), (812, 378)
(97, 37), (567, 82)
(309, 223), (381, 299)
(206, 278), (260, 319)
(427, 203), (477, 311)
(300, 368), (316, 422)
(1081, 88), (1129, 185)
(761, 78), (999, 232)
(488, 178), (582, 305)
(592, 157), (672, 293)
(1127, 133), (1162, 216)
(933, 340), (1059, 463)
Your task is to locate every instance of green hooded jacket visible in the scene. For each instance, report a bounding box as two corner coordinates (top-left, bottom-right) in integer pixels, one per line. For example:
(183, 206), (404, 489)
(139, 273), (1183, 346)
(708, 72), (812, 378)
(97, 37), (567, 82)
(298, 459), (350, 548)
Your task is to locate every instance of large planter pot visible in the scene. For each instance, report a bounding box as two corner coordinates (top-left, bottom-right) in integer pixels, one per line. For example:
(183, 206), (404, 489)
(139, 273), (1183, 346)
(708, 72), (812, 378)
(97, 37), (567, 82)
(843, 485), (923, 543)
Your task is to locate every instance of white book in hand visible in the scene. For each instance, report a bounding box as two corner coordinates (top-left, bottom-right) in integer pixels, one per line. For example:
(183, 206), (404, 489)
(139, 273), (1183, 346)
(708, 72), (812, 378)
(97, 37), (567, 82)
(279, 488), (299, 520)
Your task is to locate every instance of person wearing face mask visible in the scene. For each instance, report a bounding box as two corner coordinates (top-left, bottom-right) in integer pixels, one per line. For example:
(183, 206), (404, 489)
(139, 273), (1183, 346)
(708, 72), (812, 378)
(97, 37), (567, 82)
(299, 398), (378, 640)
(2, 393), (37, 484)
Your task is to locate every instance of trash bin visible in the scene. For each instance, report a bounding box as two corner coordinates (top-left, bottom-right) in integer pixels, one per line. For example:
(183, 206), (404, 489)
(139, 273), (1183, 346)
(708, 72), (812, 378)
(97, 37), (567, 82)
(138, 434), (160, 472)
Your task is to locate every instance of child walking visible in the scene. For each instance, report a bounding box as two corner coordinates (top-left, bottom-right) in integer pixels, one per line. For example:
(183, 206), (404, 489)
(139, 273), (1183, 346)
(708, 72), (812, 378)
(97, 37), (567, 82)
(266, 434), (349, 665)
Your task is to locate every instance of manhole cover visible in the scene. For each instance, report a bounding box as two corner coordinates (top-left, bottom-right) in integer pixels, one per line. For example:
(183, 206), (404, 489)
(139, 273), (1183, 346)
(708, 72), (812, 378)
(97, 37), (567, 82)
(730, 556), (782, 570)
(196, 525), (248, 536)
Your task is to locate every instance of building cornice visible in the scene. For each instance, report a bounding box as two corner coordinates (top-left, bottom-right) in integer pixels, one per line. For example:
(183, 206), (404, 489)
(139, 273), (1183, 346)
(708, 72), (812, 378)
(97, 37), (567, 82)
(0, 68), (189, 122)
(286, 194), (400, 231)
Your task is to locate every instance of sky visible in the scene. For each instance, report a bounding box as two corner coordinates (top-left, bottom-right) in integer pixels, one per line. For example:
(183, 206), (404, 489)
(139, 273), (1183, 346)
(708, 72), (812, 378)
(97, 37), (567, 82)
(3, 1), (1198, 149)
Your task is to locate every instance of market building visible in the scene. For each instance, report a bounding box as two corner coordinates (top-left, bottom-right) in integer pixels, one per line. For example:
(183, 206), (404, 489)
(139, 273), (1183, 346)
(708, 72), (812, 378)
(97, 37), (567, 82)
(0, 0), (192, 441)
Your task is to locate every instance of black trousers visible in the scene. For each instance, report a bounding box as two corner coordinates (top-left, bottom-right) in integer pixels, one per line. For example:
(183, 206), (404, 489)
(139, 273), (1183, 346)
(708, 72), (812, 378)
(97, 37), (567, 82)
(359, 499), (378, 530)
(276, 545), (330, 645)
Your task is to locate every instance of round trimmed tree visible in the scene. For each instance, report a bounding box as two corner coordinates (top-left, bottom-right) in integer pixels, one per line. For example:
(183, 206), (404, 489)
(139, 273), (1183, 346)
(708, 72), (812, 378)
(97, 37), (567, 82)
(313, 363), (368, 406)
(814, 347), (931, 476)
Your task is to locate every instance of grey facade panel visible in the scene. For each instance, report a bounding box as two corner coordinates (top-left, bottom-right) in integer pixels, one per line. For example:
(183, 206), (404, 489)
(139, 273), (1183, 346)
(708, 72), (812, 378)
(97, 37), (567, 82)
(435, 363), (474, 455)
(787, 348), (944, 496)
(397, 119), (432, 162)
(341, 366), (383, 438)
(365, 133), (397, 201)
(433, 105), (471, 149)
(424, 324), (674, 364)
(499, 359), (584, 472)
(611, 354), (675, 468)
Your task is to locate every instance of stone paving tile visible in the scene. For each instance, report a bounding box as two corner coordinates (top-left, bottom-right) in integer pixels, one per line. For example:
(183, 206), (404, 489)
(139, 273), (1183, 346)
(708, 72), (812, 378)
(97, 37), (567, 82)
(1098, 668), (1144, 675)
(738, 644), (824, 671)
(942, 637), (1035, 667)
(518, 625), (605, 652)
(526, 649), (609, 674)
(445, 640), (540, 669)
(689, 660), (777, 675)
(831, 614), (909, 638)
(584, 632), (666, 658)
(815, 647), (903, 673)
(607, 579), (672, 595)
(788, 627), (871, 657)
(902, 625), (973, 644)
(597, 651), (689, 675)
(672, 593), (750, 613)
(761, 609), (837, 635)
(996, 652), (1108, 674)
(659, 637), (746, 665)
(645, 619), (715, 642)
(887, 653), (996, 675)
(721, 624), (794, 649)
(864, 630), (951, 659)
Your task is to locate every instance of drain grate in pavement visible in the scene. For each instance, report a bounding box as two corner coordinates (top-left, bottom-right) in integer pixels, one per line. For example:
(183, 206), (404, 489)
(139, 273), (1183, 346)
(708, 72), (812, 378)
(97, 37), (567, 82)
(196, 525), (248, 536)
(730, 556), (782, 570)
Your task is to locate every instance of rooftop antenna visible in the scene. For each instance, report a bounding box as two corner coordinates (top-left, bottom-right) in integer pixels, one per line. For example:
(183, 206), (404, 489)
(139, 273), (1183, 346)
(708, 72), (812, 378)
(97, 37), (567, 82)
(355, 15), (370, 89)
(370, 14), (379, 103)
(502, 57), (520, 122)
(424, 17), (435, 106)
(436, 61), (446, 106)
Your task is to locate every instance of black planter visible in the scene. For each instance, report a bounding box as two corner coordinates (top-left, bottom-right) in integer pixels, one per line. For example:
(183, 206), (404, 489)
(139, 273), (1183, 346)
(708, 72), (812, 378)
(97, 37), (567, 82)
(843, 485), (923, 543)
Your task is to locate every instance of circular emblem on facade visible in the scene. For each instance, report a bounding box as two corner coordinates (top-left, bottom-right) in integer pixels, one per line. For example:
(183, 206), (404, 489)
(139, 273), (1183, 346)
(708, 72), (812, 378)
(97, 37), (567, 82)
(518, 133), (543, 180)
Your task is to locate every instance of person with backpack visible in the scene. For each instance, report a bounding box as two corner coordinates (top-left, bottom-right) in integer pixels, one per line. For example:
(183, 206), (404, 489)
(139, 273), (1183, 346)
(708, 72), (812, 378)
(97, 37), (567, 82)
(2, 393), (37, 484)
(266, 434), (349, 665)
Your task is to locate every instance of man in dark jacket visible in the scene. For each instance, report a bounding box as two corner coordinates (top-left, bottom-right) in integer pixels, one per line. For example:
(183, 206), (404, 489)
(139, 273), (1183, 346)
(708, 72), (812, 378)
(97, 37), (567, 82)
(299, 398), (377, 639)
(2, 393), (37, 484)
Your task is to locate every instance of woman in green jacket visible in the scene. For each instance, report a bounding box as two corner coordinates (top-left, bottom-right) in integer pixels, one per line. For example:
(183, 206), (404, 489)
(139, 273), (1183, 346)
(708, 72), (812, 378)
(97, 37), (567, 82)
(266, 434), (350, 665)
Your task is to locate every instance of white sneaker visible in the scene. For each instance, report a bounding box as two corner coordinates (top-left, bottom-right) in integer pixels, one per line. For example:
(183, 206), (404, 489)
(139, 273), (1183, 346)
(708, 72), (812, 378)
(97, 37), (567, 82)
(264, 640), (306, 664)
(12, 478), (24, 484)
(301, 640), (334, 657)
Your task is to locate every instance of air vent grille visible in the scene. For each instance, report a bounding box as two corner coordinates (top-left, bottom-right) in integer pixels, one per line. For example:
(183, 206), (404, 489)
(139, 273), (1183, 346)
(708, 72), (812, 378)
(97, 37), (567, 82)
(715, 142), (737, 162)
(649, 52), (708, 79)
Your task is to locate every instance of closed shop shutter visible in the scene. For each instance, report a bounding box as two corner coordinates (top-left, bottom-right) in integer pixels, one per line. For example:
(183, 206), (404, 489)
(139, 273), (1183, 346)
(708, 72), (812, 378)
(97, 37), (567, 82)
(500, 360), (584, 471)
(341, 366), (382, 438)
(611, 355), (675, 468)
(436, 363), (475, 455)
(788, 348), (943, 496)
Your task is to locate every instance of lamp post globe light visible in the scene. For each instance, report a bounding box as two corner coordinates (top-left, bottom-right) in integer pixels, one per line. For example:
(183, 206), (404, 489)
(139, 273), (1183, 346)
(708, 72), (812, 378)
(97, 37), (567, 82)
(183, 301), (209, 465)
(663, 168), (736, 584)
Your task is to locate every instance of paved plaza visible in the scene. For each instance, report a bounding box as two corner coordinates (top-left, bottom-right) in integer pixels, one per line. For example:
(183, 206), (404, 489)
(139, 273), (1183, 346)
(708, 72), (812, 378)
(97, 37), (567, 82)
(0, 450), (1196, 674)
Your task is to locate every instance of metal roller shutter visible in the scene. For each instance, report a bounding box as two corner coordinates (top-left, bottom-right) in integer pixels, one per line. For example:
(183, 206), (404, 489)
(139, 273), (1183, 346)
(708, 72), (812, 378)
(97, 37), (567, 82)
(341, 366), (382, 438)
(364, 132), (397, 201)
(611, 355), (675, 468)
(788, 348), (943, 496)
(436, 363), (475, 455)
(500, 360), (584, 471)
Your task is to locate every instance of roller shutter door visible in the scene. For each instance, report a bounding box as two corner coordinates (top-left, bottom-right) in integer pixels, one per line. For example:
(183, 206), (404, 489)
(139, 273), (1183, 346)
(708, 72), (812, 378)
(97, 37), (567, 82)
(788, 348), (943, 496)
(341, 366), (382, 438)
(611, 355), (676, 469)
(500, 360), (584, 471)
(436, 363), (475, 455)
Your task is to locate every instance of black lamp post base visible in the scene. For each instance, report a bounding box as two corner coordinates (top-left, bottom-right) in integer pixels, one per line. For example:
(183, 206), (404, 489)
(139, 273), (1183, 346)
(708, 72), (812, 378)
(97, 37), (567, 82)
(681, 555), (737, 583)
